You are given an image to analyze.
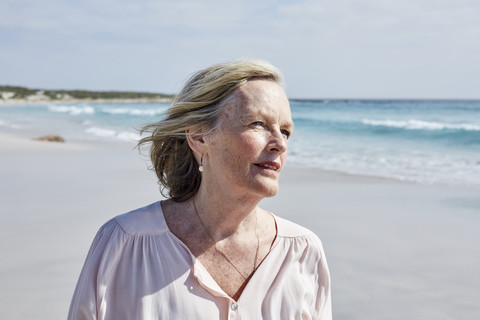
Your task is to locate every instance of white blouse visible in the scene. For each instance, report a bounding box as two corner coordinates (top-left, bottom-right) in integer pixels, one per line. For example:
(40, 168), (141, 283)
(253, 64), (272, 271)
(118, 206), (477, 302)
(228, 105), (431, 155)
(68, 201), (332, 320)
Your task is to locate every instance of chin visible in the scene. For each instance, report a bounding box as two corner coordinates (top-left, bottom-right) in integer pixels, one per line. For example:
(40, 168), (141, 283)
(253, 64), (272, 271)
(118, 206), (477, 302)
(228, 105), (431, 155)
(263, 190), (279, 198)
(244, 177), (280, 199)
(255, 183), (279, 198)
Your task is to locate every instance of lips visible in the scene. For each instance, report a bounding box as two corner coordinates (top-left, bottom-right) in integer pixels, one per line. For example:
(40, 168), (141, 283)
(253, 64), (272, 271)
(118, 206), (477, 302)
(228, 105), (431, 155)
(254, 161), (281, 171)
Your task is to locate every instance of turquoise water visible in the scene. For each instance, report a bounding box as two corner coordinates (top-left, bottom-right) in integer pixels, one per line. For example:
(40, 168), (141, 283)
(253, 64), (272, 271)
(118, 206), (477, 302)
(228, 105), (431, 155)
(1, 100), (479, 185)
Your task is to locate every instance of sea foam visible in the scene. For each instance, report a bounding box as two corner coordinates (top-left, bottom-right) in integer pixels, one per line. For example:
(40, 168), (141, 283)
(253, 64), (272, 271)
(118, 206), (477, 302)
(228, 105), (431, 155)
(0, 118), (22, 129)
(48, 105), (95, 115)
(85, 126), (141, 142)
(362, 119), (480, 131)
(101, 107), (163, 116)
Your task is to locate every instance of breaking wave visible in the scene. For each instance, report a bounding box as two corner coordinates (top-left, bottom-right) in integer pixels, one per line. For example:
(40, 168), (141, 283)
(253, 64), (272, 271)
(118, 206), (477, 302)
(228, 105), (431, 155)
(48, 105), (95, 115)
(362, 119), (480, 131)
(85, 126), (141, 142)
(100, 107), (163, 116)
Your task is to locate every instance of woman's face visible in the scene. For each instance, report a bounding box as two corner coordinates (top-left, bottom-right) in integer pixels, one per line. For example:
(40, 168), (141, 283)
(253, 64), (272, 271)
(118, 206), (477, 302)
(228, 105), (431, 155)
(203, 79), (293, 199)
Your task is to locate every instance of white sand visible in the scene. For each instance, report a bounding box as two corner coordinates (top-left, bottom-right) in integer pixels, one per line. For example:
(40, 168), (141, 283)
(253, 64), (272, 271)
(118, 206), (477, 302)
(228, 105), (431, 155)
(263, 168), (480, 319)
(1, 132), (479, 319)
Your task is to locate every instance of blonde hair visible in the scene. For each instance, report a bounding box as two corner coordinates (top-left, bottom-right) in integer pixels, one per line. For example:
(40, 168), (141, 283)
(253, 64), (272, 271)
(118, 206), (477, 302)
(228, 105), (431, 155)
(138, 58), (284, 202)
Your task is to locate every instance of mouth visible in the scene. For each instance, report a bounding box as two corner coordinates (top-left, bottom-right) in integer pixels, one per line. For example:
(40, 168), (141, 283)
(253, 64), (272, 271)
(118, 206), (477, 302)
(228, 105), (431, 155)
(254, 161), (281, 171)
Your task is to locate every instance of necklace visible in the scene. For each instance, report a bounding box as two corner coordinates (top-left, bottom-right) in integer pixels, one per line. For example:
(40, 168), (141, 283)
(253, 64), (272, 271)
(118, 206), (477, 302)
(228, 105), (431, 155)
(192, 199), (260, 281)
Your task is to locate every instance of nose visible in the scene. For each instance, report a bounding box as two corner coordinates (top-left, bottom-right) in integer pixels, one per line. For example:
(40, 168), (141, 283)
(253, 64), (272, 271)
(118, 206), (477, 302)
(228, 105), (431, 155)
(268, 128), (287, 154)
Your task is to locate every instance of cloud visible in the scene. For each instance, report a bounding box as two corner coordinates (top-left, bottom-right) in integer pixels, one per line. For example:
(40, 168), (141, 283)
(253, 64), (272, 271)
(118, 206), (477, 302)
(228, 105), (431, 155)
(1, 0), (479, 98)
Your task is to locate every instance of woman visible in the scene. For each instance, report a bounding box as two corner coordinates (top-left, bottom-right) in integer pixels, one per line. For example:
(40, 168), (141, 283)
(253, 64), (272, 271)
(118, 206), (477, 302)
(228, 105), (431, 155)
(68, 59), (331, 319)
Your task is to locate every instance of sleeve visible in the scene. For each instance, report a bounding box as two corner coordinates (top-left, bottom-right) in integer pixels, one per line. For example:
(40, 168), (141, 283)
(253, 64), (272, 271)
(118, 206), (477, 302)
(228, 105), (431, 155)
(67, 219), (126, 320)
(310, 234), (332, 320)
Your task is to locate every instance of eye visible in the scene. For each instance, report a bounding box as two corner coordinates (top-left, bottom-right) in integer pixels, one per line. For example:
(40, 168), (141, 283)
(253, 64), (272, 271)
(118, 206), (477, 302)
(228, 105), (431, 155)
(281, 129), (291, 139)
(250, 121), (265, 128)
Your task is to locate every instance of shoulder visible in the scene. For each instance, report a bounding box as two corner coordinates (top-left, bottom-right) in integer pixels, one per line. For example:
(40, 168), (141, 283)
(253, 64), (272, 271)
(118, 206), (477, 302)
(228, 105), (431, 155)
(113, 201), (168, 236)
(274, 215), (319, 240)
(273, 214), (327, 256)
(81, 202), (172, 271)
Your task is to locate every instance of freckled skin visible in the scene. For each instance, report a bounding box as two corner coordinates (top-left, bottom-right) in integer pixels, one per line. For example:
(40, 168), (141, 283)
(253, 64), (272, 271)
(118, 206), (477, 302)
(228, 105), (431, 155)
(203, 80), (294, 200)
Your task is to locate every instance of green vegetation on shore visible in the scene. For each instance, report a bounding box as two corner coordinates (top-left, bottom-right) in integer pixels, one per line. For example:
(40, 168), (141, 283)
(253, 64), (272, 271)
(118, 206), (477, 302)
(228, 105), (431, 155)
(0, 85), (174, 101)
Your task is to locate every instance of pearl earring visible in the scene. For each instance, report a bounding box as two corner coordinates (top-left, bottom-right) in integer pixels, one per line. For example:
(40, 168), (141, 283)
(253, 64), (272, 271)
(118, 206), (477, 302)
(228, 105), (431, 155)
(199, 156), (204, 173)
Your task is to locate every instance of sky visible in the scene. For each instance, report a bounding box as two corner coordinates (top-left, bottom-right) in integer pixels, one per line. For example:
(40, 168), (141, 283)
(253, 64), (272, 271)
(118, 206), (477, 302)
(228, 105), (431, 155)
(1, 0), (479, 99)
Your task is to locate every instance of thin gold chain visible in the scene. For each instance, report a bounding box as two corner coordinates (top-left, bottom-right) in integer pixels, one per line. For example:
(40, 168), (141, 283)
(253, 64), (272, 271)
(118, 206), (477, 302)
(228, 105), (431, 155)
(192, 199), (260, 281)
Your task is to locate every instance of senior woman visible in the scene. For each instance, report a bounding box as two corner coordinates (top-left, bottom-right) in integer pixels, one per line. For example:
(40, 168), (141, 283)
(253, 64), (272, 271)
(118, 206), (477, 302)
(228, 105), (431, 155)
(68, 59), (331, 319)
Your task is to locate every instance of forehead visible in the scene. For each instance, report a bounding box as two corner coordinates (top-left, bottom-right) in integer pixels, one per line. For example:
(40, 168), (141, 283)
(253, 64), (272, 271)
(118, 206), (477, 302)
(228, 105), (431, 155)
(225, 79), (292, 120)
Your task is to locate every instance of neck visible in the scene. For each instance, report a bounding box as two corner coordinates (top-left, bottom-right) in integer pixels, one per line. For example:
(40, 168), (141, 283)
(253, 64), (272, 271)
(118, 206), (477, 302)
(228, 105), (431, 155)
(192, 184), (262, 240)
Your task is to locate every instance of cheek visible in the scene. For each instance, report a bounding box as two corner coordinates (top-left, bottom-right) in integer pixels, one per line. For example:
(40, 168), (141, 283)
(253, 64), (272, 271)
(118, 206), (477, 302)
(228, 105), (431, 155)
(236, 133), (266, 156)
(207, 129), (267, 166)
(224, 135), (264, 167)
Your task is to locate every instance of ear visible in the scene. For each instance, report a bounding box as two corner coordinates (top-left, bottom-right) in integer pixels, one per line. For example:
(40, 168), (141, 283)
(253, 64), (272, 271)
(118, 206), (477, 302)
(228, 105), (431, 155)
(185, 127), (207, 158)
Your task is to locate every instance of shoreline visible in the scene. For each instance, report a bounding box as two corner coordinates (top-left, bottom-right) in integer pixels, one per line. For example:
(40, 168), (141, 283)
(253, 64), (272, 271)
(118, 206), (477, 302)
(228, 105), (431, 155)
(0, 131), (437, 187)
(1, 130), (479, 191)
(0, 97), (173, 106)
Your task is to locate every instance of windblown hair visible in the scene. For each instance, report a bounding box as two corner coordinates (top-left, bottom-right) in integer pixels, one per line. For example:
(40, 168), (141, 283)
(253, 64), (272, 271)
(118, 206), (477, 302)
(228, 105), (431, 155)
(138, 59), (284, 202)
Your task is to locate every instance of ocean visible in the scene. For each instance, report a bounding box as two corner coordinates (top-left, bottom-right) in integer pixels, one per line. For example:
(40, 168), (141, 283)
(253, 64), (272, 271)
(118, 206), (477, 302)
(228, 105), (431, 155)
(1, 100), (479, 186)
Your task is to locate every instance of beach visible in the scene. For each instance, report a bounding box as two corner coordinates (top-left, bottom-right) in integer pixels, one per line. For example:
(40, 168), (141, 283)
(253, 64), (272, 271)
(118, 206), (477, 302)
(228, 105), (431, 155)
(1, 131), (479, 319)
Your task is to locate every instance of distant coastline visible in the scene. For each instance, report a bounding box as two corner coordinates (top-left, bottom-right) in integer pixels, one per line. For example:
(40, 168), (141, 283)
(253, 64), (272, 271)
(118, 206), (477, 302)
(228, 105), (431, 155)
(3, 85), (478, 106)
(0, 85), (175, 105)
